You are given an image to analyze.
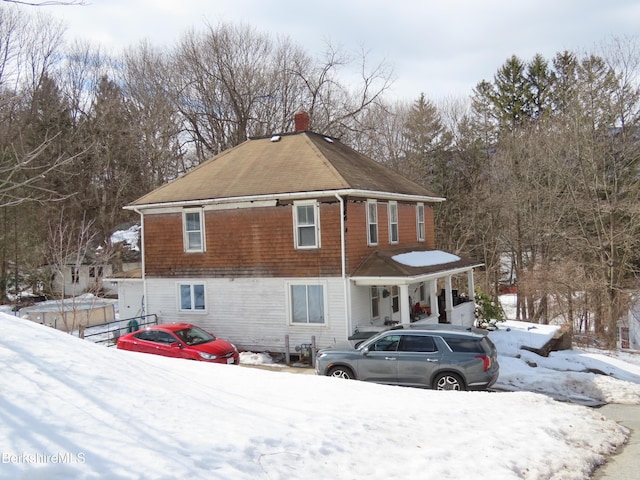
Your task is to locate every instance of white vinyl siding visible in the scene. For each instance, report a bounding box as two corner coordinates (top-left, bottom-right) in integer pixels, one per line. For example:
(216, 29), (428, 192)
(144, 277), (345, 352)
(183, 209), (205, 252)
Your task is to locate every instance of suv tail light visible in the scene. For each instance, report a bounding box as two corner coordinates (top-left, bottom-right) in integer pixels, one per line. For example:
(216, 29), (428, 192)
(475, 355), (491, 372)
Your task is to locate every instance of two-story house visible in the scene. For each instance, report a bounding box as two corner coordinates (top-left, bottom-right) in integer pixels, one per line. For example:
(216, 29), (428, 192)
(125, 113), (481, 353)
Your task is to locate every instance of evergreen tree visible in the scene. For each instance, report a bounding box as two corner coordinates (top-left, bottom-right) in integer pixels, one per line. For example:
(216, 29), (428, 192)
(75, 75), (142, 243)
(402, 93), (451, 192)
(525, 53), (555, 121)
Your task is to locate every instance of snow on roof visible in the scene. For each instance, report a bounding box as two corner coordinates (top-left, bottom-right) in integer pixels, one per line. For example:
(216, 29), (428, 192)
(392, 250), (461, 267)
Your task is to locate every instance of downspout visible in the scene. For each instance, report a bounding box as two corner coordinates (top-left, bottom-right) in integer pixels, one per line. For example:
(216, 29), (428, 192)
(335, 193), (350, 339)
(133, 207), (147, 318)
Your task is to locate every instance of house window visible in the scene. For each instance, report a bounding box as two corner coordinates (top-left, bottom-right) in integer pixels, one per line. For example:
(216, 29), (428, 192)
(371, 286), (380, 319)
(183, 209), (205, 252)
(367, 200), (378, 246)
(70, 266), (79, 284)
(178, 282), (206, 312)
(294, 202), (320, 249)
(388, 201), (399, 244)
(392, 286), (399, 313)
(419, 282), (426, 303)
(416, 203), (425, 242)
(89, 266), (103, 278)
(290, 284), (325, 324)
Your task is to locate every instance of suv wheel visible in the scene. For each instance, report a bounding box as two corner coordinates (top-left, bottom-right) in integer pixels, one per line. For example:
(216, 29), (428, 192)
(328, 366), (355, 379)
(433, 372), (465, 391)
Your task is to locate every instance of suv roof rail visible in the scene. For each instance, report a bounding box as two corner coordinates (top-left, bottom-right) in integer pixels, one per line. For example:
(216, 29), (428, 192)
(389, 323), (488, 335)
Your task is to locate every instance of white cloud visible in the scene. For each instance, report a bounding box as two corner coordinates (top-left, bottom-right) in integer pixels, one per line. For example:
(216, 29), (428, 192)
(38, 0), (640, 100)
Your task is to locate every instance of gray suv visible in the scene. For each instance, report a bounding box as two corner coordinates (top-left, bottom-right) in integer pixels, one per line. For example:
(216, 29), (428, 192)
(315, 326), (499, 391)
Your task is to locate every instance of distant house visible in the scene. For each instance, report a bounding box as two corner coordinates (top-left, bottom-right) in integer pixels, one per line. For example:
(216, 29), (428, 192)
(124, 113), (481, 353)
(104, 267), (144, 320)
(50, 255), (115, 298)
(619, 294), (640, 351)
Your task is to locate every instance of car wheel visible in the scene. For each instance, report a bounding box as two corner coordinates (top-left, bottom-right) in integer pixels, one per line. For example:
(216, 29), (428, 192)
(433, 372), (465, 391)
(328, 366), (355, 379)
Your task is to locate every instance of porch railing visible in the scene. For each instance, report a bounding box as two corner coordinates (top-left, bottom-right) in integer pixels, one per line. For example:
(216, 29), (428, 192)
(82, 314), (158, 347)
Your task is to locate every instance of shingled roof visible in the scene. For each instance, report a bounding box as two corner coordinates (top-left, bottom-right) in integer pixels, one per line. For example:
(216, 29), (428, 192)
(351, 246), (483, 282)
(130, 131), (443, 207)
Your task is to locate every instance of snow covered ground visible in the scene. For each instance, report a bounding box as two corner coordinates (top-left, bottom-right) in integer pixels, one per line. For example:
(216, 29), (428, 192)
(1, 311), (639, 480)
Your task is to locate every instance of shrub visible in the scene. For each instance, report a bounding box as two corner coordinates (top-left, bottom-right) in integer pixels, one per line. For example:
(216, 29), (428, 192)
(474, 288), (505, 328)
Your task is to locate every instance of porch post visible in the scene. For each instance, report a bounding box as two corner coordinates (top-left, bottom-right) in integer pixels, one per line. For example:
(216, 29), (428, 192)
(429, 280), (439, 318)
(467, 269), (475, 300)
(399, 284), (411, 324)
(445, 275), (453, 323)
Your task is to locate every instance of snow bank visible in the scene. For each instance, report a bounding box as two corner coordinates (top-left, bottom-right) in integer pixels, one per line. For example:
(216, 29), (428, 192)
(0, 313), (630, 480)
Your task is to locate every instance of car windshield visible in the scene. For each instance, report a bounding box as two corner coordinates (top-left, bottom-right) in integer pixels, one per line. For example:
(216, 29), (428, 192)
(174, 326), (216, 346)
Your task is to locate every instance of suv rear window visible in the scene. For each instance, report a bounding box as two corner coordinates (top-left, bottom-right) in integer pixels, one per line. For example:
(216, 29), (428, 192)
(442, 336), (485, 353)
(400, 335), (437, 353)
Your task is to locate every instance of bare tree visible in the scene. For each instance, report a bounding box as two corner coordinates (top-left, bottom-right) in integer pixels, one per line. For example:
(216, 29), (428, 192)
(171, 22), (394, 161)
(121, 40), (187, 187)
(0, 137), (76, 207)
(46, 209), (110, 335)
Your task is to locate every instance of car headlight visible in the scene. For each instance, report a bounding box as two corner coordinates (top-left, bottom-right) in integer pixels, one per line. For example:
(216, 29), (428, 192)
(198, 352), (218, 360)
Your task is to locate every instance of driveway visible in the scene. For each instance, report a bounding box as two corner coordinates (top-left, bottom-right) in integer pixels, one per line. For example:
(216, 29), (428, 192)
(591, 404), (640, 479)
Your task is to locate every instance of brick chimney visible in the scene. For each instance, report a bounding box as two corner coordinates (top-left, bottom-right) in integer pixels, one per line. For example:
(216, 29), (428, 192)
(294, 111), (310, 132)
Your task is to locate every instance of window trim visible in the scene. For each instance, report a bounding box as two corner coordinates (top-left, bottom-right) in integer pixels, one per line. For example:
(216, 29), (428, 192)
(367, 200), (378, 246)
(287, 281), (327, 326)
(183, 208), (205, 253)
(177, 281), (207, 313)
(388, 201), (399, 244)
(293, 201), (321, 249)
(416, 203), (425, 242)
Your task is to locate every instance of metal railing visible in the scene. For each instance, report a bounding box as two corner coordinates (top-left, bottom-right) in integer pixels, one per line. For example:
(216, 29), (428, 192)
(82, 314), (158, 347)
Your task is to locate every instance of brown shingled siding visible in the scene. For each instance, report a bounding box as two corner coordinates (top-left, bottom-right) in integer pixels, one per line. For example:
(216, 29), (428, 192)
(143, 199), (437, 278)
(343, 200), (436, 273)
(144, 204), (343, 278)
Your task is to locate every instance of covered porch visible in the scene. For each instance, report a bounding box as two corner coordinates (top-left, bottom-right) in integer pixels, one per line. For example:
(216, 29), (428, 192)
(348, 248), (482, 338)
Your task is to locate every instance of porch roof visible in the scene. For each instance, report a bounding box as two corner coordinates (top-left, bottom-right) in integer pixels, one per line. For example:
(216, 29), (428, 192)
(350, 247), (483, 285)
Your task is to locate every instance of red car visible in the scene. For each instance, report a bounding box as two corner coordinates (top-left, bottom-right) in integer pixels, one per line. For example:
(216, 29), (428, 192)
(117, 323), (239, 364)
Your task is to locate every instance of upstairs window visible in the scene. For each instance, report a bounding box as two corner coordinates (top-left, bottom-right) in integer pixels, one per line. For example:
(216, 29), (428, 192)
(183, 208), (205, 252)
(294, 202), (320, 249)
(416, 203), (425, 242)
(367, 200), (378, 246)
(388, 201), (399, 244)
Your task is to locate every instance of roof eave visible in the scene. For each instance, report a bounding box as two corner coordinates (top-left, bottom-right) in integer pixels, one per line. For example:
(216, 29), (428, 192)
(125, 188), (445, 211)
(351, 263), (484, 286)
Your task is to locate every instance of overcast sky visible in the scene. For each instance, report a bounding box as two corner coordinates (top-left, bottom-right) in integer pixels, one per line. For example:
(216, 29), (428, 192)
(38, 0), (640, 101)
